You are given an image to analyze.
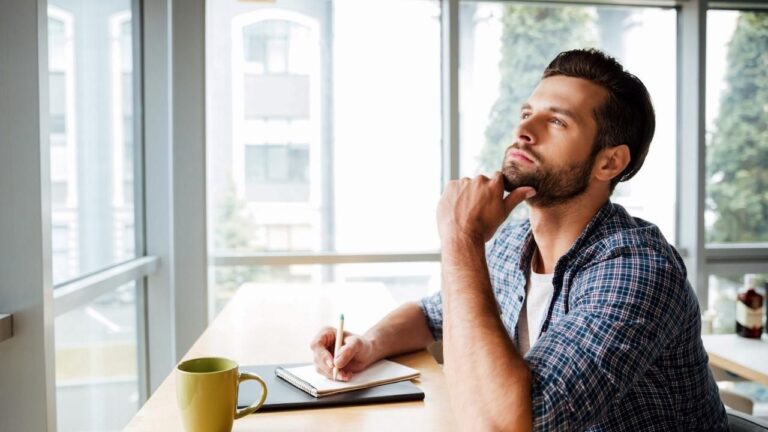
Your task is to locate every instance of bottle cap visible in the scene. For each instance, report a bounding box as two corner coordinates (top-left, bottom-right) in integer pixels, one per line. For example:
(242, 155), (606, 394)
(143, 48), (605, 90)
(744, 274), (757, 289)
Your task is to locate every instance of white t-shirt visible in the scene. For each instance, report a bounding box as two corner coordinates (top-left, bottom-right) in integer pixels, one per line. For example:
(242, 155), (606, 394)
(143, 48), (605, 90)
(516, 269), (555, 355)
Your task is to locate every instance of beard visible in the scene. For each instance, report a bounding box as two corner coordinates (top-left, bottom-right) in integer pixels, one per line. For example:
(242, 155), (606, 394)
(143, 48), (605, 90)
(501, 146), (596, 208)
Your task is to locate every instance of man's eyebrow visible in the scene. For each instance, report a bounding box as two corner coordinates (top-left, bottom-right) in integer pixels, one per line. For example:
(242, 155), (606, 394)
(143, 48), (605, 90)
(520, 102), (581, 122)
(549, 106), (579, 121)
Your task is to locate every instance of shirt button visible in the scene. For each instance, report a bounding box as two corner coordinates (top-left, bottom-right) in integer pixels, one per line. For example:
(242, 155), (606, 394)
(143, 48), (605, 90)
(517, 295), (523, 302)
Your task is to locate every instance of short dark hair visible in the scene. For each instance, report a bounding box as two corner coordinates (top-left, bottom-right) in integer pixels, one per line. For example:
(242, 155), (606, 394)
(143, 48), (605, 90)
(542, 49), (655, 189)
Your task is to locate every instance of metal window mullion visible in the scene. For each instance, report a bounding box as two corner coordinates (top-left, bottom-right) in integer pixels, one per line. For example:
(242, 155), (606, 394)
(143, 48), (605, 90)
(442, 0), (460, 187)
(705, 245), (768, 274)
(462, 0), (685, 7)
(133, 0), (146, 261)
(135, 276), (150, 404)
(143, 0), (175, 393)
(708, 1), (768, 11)
(53, 256), (159, 316)
(212, 252), (442, 267)
(677, 0), (708, 310)
(705, 261), (768, 275)
(705, 244), (768, 261)
(132, 0), (150, 404)
(171, 0), (208, 358)
(320, 5), (335, 284)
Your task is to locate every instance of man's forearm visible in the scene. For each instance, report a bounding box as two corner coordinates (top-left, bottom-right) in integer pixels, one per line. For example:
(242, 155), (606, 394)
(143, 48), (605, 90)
(364, 302), (435, 361)
(442, 236), (532, 431)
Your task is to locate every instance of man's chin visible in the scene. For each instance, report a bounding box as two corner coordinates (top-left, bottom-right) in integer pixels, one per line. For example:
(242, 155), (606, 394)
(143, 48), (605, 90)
(501, 173), (537, 193)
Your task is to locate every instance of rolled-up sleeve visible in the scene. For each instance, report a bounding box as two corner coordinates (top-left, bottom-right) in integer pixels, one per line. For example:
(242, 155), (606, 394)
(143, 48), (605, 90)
(419, 291), (444, 341)
(525, 247), (690, 430)
(419, 229), (505, 342)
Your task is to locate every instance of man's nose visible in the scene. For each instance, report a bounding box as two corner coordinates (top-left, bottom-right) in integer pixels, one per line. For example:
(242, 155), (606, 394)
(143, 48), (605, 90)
(516, 121), (536, 145)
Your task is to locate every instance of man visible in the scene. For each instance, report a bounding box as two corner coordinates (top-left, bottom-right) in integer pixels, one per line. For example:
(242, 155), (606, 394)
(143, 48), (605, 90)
(310, 49), (728, 430)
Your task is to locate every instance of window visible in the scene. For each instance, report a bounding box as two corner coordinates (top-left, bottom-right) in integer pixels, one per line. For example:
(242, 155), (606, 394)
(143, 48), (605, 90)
(52, 226), (70, 284)
(205, 0), (767, 335)
(706, 10), (768, 244)
(47, 2), (137, 285)
(459, 3), (677, 237)
(51, 181), (68, 207)
(244, 20), (289, 73)
(47, 2), (147, 431)
(207, 0), (442, 314)
(707, 272), (768, 335)
(49, 72), (67, 134)
(54, 282), (139, 431)
(245, 144), (310, 201)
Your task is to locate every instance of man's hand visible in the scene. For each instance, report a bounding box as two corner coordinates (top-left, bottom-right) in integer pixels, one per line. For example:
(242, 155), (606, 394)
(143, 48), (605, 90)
(437, 172), (536, 243)
(310, 327), (377, 381)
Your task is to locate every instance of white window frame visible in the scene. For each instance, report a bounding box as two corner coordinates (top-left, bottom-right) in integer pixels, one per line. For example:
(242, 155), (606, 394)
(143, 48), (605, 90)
(47, 0), (159, 407)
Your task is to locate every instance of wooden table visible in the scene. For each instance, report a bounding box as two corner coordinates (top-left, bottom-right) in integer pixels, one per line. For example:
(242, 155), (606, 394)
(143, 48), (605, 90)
(124, 283), (455, 431)
(702, 334), (768, 386)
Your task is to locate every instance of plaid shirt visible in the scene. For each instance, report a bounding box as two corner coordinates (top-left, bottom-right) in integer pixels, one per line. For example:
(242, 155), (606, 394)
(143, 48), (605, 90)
(420, 202), (728, 431)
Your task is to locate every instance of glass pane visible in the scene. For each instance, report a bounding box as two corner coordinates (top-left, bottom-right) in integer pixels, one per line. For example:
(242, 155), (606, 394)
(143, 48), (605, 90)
(459, 3), (677, 238)
(206, 0), (442, 261)
(706, 272), (768, 416)
(47, 2), (137, 284)
(211, 262), (441, 315)
(48, 16), (67, 70)
(55, 282), (140, 431)
(707, 273), (767, 335)
(706, 11), (768, 243)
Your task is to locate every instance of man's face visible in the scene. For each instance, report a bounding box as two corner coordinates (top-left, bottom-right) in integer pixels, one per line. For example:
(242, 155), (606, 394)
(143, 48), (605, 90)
(501, 75), (607, 207)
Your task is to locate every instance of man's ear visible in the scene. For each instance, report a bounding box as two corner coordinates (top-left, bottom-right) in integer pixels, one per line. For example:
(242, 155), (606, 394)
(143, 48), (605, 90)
(594, 145), (630, 183)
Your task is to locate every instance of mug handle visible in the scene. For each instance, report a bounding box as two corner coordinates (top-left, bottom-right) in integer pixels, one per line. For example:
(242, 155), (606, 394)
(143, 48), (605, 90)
(234, 372), (268, 419)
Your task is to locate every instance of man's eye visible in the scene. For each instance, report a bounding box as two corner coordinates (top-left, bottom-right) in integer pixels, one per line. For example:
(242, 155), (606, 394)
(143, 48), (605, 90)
(550, 118), (565, 126)
(520, 112), (531, 119)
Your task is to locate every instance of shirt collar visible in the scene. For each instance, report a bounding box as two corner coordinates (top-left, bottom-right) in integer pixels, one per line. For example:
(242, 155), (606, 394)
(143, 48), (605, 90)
(516, 200), (615, 275)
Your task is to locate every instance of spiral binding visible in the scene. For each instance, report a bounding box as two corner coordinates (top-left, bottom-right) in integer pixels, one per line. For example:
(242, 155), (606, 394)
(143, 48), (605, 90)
(276, 366), (319, 397)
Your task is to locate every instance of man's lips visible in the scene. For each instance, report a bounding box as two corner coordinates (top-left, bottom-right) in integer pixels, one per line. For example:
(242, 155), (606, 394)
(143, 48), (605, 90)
(506, 149), (536, 165)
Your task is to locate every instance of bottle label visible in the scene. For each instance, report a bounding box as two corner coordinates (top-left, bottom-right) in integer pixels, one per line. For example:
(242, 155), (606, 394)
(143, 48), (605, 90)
(736, 302), (763, 329)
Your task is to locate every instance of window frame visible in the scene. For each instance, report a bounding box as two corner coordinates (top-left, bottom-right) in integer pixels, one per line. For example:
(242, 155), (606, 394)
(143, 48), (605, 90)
(48, 0), (157, 408)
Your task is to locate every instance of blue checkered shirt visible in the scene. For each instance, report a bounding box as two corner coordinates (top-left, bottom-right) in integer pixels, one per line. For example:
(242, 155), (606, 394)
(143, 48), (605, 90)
(420, 202), (728, 431)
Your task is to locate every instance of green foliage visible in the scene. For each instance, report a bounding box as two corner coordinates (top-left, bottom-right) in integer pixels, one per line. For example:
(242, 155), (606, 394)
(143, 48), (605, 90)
(213, 182), (263, 310)
(707, 12), (768, 242)
(214, 183), (257, 251)
(481, 5), (596, 173)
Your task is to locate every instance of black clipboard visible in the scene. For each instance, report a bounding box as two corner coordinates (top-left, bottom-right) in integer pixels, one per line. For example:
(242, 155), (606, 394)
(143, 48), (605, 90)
(237, 364), (425, 411)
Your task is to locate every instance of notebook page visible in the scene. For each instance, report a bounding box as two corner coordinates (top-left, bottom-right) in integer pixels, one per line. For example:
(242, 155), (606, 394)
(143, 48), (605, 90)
(284, 360), (419, 393)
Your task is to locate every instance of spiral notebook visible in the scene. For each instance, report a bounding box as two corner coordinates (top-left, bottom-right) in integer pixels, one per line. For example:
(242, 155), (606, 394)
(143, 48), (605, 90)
(276, 359), (420, 397)
(238, 362), (424, 411)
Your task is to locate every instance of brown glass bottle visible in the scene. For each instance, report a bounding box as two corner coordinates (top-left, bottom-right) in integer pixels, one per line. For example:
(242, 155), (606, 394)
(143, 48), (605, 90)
(736, 275), (764, 339)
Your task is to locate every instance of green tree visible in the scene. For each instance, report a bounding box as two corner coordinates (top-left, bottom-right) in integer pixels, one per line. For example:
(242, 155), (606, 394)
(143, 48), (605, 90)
(213, 182), (263, 311)
(481, 5), (596, 172)
(707, 12), (768, 243)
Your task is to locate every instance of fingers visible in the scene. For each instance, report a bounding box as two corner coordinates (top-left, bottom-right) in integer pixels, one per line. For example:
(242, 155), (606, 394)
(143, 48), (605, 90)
(502, 182), (536, 214)
(310, 327), (336, 378)
(333, 336), (364, 371)
(310, 329), (364, 381)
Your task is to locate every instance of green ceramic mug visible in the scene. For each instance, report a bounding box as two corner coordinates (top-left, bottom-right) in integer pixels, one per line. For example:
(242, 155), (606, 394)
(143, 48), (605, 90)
(176, 357), (268, 432)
